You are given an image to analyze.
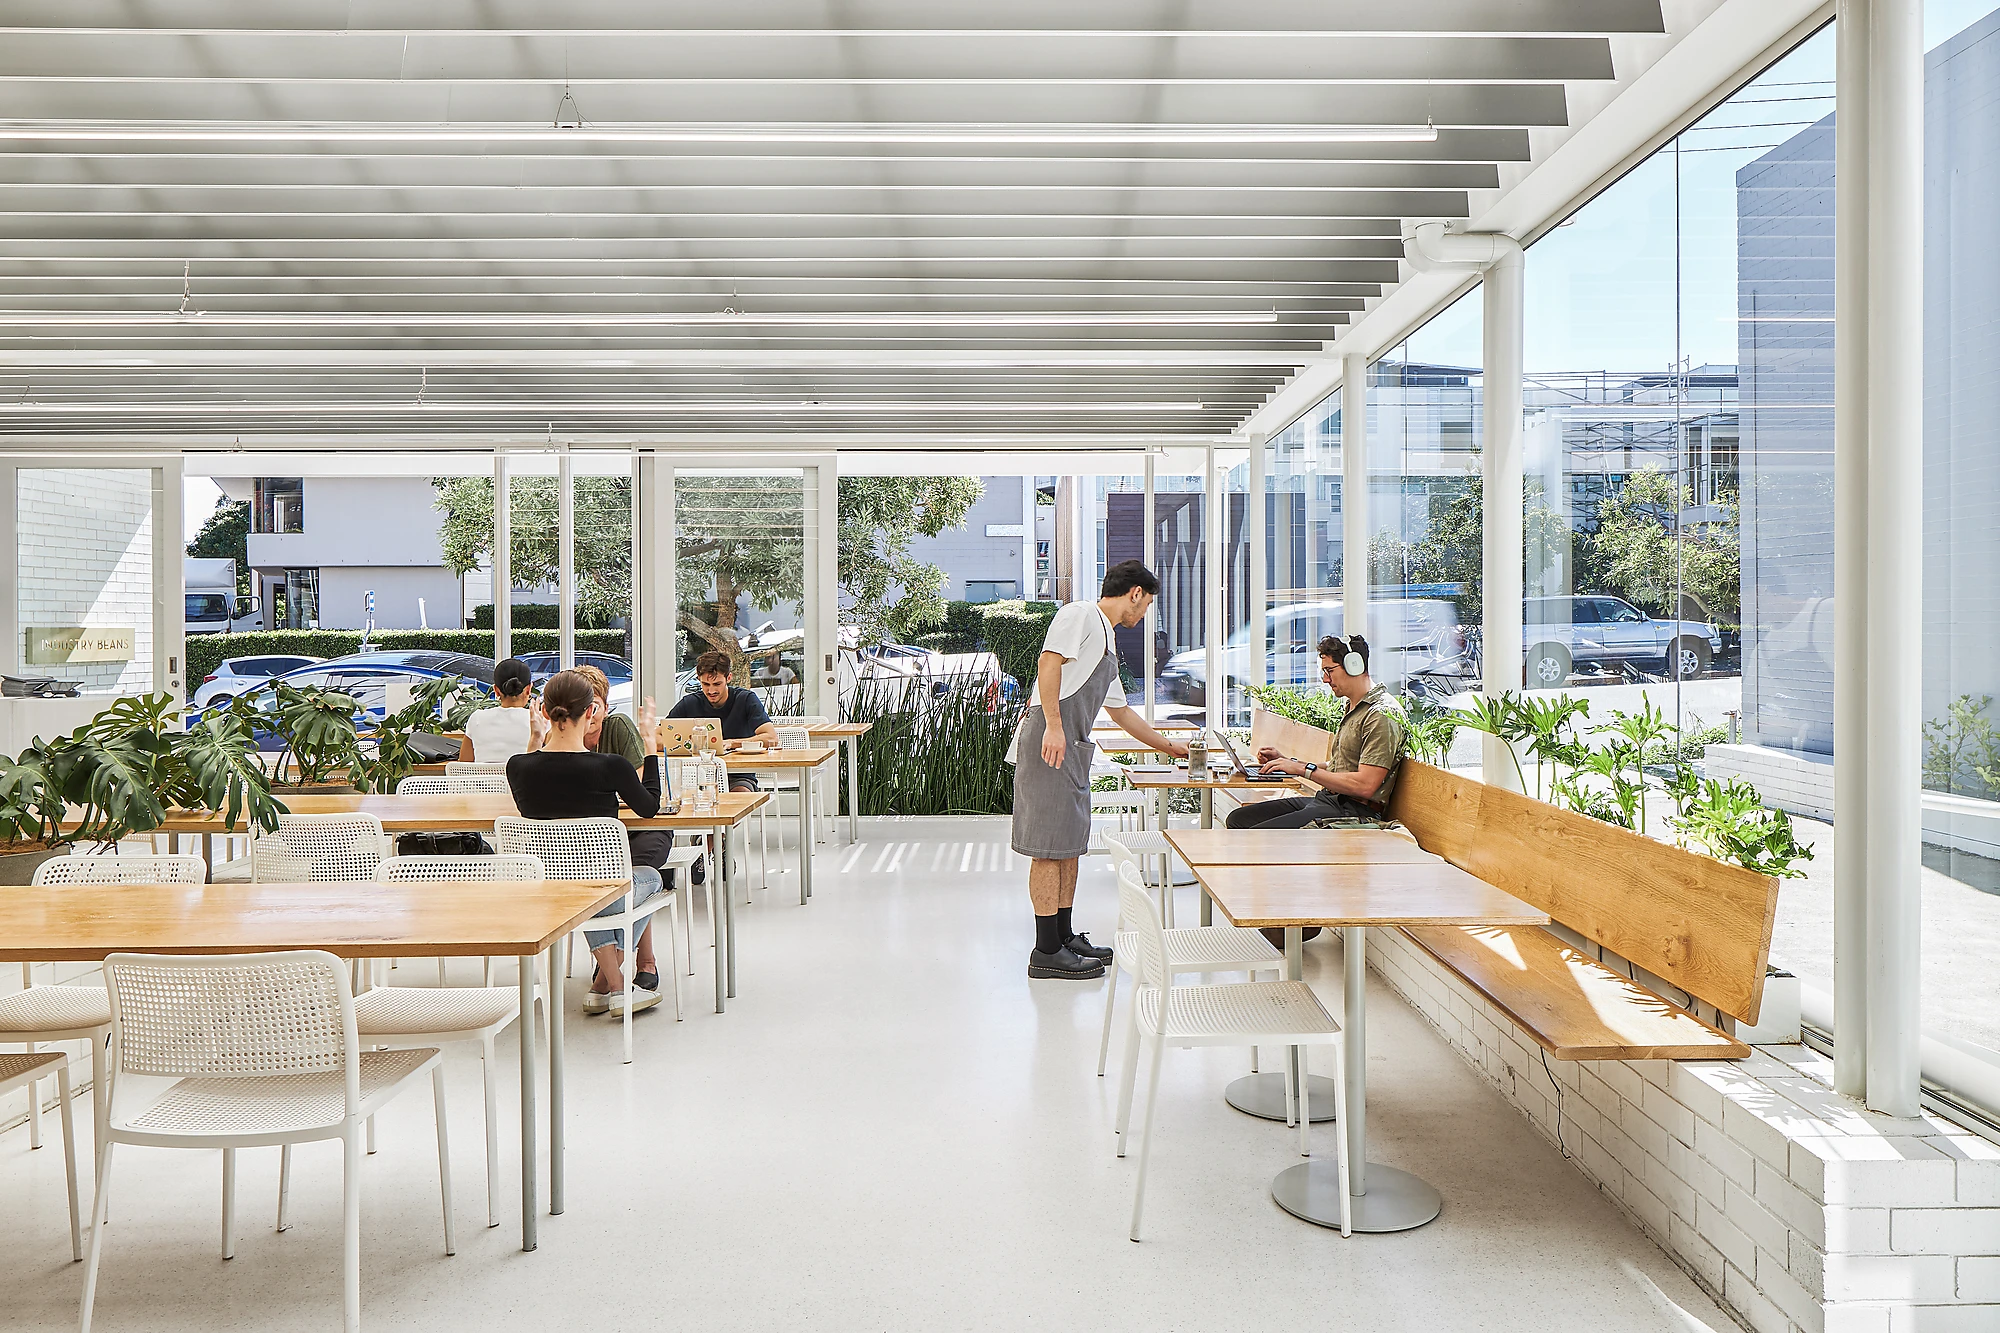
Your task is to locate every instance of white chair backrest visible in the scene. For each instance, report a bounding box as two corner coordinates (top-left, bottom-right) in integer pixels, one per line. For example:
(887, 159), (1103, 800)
(102, 950), (357, 1091)
(34, 854), (207, 886)
(1117, 862), (1170, 998)
(492, 816), (633, 884)
(446, 761), (508, 777)
(252, 813), (388, 883)
(771, 714), (831, 728)
(379, 853), (545, 883)
(774, 725), (812, 751)
(1103, 834), (1138, 881)
(396, 775), (451, 795)
(402, 772), (509, 794)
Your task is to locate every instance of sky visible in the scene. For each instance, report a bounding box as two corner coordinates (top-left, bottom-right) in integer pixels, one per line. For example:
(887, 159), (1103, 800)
(1397, 3), (1996, 375)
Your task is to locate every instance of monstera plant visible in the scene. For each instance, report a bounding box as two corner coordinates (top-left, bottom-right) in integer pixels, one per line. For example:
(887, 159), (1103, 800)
(0, 693), (286, 876)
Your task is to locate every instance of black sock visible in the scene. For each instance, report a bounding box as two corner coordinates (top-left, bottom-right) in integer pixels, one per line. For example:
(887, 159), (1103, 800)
(1034, 913), (1064, 955)
(1054, 906), (1074, 943)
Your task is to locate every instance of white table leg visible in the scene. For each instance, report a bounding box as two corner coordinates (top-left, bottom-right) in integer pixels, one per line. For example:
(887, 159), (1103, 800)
(546, 941), (565, 1217)
(799, 774), (814, 905)
(1270, 926), (1443, 1232)
(724, 821), (738, 999)
(711, 835), (727, 1014)
(845, 737), (859, 841)
(517, 953), (539, 1251)
(1199, 787), (1214, 925)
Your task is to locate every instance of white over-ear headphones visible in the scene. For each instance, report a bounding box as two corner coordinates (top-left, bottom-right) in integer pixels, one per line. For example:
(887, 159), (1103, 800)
(1337, 636), (1365, 676)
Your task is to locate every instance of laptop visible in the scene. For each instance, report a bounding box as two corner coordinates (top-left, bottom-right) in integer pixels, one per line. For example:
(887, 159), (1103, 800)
(1213, 731), (1291, 782)
(658, 719), (722, 756)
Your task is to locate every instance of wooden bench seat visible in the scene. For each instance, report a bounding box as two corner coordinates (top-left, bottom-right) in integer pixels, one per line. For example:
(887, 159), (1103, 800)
(1405, 924), (1749, 1061)
(1386, 760), (1781, 1065)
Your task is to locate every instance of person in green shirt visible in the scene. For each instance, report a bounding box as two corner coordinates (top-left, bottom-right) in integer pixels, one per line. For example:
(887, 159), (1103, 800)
(575, 663), (683, 882)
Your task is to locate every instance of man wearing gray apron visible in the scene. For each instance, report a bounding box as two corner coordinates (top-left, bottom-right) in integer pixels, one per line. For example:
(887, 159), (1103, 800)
(1010, 560), (1189, 978)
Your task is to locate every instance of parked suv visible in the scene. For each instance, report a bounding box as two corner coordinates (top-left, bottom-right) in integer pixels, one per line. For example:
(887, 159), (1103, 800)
(1523, 595), (1721, 685)
(1157, 598), (1460, 704)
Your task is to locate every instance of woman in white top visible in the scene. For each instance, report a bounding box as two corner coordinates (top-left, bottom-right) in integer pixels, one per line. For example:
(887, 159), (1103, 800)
(463, 656), (541, 762)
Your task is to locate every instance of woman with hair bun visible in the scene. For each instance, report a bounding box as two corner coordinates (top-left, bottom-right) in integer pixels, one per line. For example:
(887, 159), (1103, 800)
(505, 669), (670, 1016)
(464, 655), (541, 762)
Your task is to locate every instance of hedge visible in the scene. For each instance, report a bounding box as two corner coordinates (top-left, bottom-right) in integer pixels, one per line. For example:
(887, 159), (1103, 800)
(187, 628), (629, 692)
(978, 600), (1061, 688)
(469, 603), (614, 630)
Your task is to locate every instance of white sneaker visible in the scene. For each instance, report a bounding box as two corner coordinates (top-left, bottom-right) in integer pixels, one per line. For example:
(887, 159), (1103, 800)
(607, 988), (663, 1016)
(581, 991), (611, 1015)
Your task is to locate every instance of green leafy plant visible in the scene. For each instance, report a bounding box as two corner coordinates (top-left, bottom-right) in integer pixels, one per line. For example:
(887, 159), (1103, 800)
(357, 675), (481, 794)
(979, 600), (1062, 688)
(1245, 683), (1347, 733)
(1451, 692), (1531, 793)
(0, 693), (285, 852)
(239, 681), (365, 788)
(1398, 693), (1462, 766)
(848, 674), (1025, 816)
(1668, 775), (1814, 878)
(1923, 694), (2000, 798)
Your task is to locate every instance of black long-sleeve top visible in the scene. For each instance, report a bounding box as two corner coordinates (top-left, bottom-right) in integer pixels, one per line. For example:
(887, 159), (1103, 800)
(505, 750), (663, 820)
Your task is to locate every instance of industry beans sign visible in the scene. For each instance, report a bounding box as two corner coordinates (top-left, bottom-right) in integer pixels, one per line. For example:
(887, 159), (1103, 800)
(25, 626), (134, 665)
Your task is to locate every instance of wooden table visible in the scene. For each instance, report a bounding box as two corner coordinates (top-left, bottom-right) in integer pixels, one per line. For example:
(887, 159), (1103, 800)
(1120, 764), (1312, 923)
(1162, 828), (1435, 868)
(717, 748), (837, 904)
(80, 791), (770, 1014)
(0, 876), (629, 1254)
(804, 723), (872, 841)
(1193, 846), (1547, 1234)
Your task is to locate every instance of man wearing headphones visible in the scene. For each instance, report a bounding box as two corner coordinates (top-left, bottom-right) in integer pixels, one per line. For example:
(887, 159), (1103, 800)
(1226, 632), (1408, 832)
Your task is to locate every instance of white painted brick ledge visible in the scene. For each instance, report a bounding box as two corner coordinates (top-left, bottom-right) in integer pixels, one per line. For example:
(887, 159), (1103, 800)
(1367, 927), (2000, 1333)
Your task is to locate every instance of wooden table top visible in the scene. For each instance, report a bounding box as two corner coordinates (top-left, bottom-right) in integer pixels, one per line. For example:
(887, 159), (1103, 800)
(807, 722), (871, 738)
(1192, 862), (1551, 930)
(1118, 766), (1310, 792)
(717, 747), (837, 769)
(1163, 828), (1437, 867)
(0, 878), (631, 963)
(70, 789), (769, 835)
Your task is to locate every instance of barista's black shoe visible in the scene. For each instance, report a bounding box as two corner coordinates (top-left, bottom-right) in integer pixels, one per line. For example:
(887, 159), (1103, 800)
(1028, 947), (1106, 980)
(1066, 933), (1114, 962)
(1259, 926), (1324, 950)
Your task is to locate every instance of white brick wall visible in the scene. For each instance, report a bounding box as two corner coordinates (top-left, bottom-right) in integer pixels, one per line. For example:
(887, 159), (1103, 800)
(16, 468), (155, 694)
(1706, 743), (2000, 861)
(1369, 926), (2000, 1333)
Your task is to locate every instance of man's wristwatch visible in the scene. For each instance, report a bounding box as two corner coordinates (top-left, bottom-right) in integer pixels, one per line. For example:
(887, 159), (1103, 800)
(1303, 762), (1320, 775)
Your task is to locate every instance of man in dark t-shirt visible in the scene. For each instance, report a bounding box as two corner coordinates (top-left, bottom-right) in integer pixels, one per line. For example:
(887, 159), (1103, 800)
(666, 649), (778, 792)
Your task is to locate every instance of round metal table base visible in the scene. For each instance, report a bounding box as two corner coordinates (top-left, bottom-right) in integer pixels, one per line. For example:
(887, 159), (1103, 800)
(1272, 1162), (1442, 1233)
(1223, 1071), (1338, 1123)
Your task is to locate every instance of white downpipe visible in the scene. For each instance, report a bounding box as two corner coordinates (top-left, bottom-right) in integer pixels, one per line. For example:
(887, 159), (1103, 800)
(1205, 446), (1225, 735)
(1833, 0), (1871, 1102)
(492, 451), (511, 661)
(1863, 0), (1924, 1119)
(1143, 452), (1157, 721)
(1404, 221), (1526, 790)
(1341, 352), (1371, 653)
(557, 446), (575, 670)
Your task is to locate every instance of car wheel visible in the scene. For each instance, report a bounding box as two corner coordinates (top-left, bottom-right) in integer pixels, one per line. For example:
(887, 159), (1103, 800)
(1669, 638), (1711, 681)
(1526, 643), (1571, 688)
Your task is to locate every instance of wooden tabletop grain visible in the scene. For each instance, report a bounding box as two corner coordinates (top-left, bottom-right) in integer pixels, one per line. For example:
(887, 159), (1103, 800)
(1118, 766), (1310, 792)
(0, 878), (631, 963)
(68, 789), (770, 835)
(1192, 862), (1550, 930)
(806, 722), (871, 738)
(718, 747), (838, 769)
(1163, 828), (1436, 867)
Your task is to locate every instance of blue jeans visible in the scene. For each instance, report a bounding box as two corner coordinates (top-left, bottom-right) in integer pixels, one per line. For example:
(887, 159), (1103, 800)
(583, 865), (663, 951)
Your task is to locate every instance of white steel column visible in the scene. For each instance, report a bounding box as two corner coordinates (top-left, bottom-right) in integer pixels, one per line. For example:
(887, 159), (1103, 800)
(1143, 451), (1157, 721)
(152, 457), (185, 700)
(1020, 475), (1035, 604)
(1863, 0), (1924, 1118)
(0, 462), (15, 678)
(1247, 434), (1268, 691)
(1204, 446), (1225, 734)
(557, 447), (575, 669)
(1833, 0), (1872, 1102)
(492, 452), (512, 661)
(807, 459), (839, 719)
(634, 455), (675, 707)
(1482, 248), (1527, 790)
(1342, 353), (1371, 649)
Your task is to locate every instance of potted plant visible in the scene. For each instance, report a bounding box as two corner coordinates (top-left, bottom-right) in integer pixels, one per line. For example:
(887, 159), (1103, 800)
(0, 692), (286, 883)
(357, 676), (485, 794)
(234, 680), (365, 792)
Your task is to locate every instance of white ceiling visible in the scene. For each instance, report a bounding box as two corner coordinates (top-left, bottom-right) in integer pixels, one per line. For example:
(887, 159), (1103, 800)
(0, 1), (1692, 447)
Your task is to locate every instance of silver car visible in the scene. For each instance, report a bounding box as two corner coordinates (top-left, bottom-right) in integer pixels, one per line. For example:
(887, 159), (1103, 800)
(1524, 595), (1721, 685)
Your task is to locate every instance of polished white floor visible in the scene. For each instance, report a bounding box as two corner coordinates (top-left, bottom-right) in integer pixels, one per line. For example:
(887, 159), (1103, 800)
(2, 817), (1735, 1332)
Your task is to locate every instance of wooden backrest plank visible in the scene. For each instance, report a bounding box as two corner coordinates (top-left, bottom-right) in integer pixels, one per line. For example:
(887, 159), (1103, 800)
(1389, 761), (1779, 1025)
(1248, 709), (1335, 767)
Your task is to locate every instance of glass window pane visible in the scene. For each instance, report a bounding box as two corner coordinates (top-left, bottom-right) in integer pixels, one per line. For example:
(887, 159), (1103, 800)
(676, 470), (806, 713)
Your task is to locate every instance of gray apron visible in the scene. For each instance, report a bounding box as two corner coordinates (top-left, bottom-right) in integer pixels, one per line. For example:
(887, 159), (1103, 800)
(1010, 616), (1120, 860)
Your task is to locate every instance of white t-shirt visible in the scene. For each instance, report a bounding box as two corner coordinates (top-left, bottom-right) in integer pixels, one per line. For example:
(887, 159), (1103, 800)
(463, 705), (532, 763)
(1005, 602), (1128, 765)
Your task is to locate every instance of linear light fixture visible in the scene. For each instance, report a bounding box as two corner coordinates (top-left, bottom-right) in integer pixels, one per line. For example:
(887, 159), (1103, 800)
(0, 120), (1440, 146)
(0, 399), (1205, 414)
(4, 310), (1281, 328)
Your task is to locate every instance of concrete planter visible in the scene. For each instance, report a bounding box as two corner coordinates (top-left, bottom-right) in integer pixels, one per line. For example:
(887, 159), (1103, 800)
(0, 844), (68, 885)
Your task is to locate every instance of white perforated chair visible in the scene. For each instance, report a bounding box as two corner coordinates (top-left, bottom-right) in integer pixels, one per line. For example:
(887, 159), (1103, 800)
(312, 853), (544, 1229)
(1097, 836), (1284, 1078)
(250, 813), (388, 883)
(493, 816), (680, 1063)
(768, 715), (831, 837)
(445, 761), (508, 778)
(397, 773), (510, 795)
(1111, 862), (1349, 1241)
(0, 1051), (81, 1262)
(82, 951), (454, 1333)
(4, 855), (208, 1175)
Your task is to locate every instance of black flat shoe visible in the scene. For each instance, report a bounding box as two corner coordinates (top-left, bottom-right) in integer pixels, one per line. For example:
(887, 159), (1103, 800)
(634, 971), (660, 994)
(1066, 933), (1114, 962)
(1028, 947), (1105, 980)
(690, 858), (707, 886)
